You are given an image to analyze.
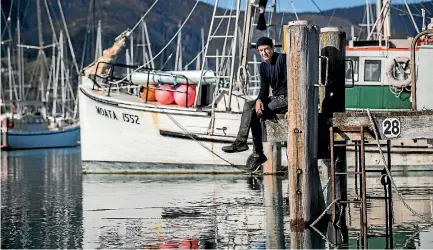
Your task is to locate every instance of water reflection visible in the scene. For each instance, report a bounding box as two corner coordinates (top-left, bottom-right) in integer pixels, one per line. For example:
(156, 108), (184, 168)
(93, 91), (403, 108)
(82, 173), (433, 249)
(1, 148), (83, 249)
(263, 175), (285, 249)
(2, 148), (433, 249)
(82, 174), (291, 249)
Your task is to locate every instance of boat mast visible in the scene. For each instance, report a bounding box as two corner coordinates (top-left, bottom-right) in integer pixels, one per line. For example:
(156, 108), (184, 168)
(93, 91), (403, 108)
(95, 20), (103, 60)
(237, 1), (257, 95)
(175, 20), (183, 71)
(142, 20), (155, 69)
(376, 0), (382, 41)
(36, 0), (46, 103)
(17, 19), (24, 101)
(383, 0), (391, 42)
(130, 27), (134, 65)
(7, 46), (14, 101)
(272, 0), (277, 42)
(366, 0), (371, 37)
(60, 31), (66, 118)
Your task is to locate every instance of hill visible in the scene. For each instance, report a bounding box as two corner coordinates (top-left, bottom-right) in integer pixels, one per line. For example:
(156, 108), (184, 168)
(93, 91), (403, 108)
(1, 0), (432, 70)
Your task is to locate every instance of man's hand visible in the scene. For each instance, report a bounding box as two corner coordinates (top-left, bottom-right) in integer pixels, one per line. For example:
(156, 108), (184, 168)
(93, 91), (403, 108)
(255, 99), (264, 115)
(284, 111), (289, 119)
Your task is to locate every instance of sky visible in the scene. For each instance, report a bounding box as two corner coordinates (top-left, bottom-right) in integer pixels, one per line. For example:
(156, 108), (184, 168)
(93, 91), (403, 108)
(200, 0), (430, 13)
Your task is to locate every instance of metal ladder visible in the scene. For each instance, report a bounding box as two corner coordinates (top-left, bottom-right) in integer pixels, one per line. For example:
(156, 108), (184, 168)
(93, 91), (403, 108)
(196, 0), (242, 110)
(330, 126), (394, 249)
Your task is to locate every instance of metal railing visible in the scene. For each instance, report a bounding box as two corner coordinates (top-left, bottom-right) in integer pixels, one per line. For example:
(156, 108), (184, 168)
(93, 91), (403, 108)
(91, 62), (195, 107)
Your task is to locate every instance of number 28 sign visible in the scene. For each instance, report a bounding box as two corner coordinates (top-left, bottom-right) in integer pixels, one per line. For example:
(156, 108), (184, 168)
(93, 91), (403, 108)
(382, 118), (401, 138)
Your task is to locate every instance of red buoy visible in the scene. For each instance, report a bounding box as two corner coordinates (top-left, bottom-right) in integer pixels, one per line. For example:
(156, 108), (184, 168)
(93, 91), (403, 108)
(179, 237), (199, 249)
(159, 240), (179, 249)
(174, 84), (196, 107)
(156, 84), (174, 105)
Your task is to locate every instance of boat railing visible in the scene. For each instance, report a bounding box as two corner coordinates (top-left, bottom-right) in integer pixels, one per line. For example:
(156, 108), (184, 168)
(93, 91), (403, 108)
(92, 61), (143, 96)
(9, 115), (49, 131)
(91, 62), (195, 107)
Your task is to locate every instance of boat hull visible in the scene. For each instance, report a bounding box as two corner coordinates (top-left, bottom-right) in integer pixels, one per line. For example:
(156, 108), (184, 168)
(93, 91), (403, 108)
(79, 76), (431, 173)
(78, 77), (271, 173)
(3, 125), (80, 150)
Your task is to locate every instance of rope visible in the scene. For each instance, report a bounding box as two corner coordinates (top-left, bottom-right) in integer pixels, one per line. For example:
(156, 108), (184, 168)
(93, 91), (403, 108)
(113, 0), (200, 84)
(130, 0), (161, 33)
(365, 108), (433, 223)
(309, 224), (337, 248)
(310, 198), (339, 227)
(146, 102), (247, 172)
(402, 222), (433, 249)
(79, 0), (95, 69)
(389, 85), (404, 98)
(43, 0), (58, 44)
(322, 176), (331, 194)
(290, 0), (299, 20)
(57, 0), (80, 76)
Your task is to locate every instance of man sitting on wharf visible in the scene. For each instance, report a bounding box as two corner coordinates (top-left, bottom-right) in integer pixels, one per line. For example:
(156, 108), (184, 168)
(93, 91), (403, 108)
(222, 36), (288, 172)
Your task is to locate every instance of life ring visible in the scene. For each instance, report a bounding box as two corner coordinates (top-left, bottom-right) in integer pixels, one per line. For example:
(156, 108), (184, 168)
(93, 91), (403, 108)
(386, 57), (411, 88)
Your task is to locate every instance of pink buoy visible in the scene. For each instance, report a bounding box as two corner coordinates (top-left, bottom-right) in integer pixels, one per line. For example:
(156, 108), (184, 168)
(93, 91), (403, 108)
(174, 84), (196, 107)
(156, 84), (174, 105)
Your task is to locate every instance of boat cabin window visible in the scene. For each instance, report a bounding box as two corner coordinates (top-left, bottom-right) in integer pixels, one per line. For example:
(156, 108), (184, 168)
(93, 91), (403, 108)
(364, 60), (382, 82)
(345, 56), (359, 82)
(23, 116), (45, 124)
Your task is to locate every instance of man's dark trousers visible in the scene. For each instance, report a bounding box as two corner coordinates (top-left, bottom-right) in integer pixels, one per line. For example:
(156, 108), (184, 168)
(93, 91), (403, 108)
(235, 95), (288, 155)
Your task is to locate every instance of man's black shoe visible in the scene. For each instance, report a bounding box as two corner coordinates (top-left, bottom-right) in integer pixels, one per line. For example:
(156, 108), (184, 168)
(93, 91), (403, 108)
(222, 141), (249, 153)
(245, 153), (267, 172)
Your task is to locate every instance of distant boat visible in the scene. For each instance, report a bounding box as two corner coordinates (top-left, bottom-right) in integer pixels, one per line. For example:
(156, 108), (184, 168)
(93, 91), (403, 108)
(345, 1), (433, 110)
(1, 102), (80, 150)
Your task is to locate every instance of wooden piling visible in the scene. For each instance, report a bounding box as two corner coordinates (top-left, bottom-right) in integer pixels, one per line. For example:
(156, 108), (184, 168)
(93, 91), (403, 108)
(285, 20), (324, 230)
(318, 27), (347, 224)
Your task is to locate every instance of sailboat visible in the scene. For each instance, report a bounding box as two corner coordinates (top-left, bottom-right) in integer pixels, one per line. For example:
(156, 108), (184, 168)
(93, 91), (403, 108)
(0, 0), (80, 150)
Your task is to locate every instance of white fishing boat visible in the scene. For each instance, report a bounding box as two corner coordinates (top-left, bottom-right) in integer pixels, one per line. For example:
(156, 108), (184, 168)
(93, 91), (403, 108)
(79, 0), (433, 173)
(79, 0), (276, 173)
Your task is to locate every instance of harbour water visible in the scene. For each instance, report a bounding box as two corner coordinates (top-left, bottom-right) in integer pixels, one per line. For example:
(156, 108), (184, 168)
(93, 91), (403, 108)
(1, 148), (433, 249)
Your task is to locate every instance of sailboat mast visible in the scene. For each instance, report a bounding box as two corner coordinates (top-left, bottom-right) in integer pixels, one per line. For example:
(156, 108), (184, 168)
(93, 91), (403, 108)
(7, 47), (13, 101)
(0, 3), (2, 103)
(36, 0), (46, 103)
(60, 31), (65, 118)
(17, 19), (23, 100)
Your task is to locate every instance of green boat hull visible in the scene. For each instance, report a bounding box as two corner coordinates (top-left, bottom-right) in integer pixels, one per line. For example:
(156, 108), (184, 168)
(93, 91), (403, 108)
(345, 86), (412, 110)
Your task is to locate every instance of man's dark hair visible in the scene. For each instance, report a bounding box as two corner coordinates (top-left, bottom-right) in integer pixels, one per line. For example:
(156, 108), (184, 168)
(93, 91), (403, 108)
(256, 37), (274, 47)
